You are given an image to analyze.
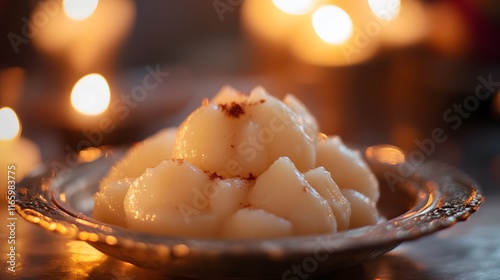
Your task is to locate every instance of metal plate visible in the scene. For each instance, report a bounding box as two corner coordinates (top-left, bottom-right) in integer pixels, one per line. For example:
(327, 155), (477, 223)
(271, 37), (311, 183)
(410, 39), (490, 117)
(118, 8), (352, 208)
(15, 145), (483, 279)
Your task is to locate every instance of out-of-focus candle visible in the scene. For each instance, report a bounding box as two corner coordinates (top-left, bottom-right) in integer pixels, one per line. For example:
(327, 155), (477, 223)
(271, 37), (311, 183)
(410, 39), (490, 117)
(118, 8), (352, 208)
(70, 73), (110, 116)
(63, 0), (99, 21)
(242, 0), (312, 47)
(31, 0), (135, 72)
(0, 107), (41, 194)
(272, 0), (315, 15)
(243, 0), (431, 67)
(243, 0), (382, 66)
(67, 73), (112, 129)
(312, 5), (353, 45)
(379, 0), (428, 47)
(289, 1), (380, 66)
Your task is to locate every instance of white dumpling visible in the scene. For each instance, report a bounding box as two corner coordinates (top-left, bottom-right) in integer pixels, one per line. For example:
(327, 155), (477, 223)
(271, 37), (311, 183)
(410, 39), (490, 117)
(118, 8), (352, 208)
(341, 189), (379, 229)
(94, 128), (177, 226)
(93, 86), (383, 239)
(304, 167), (351, 231)
(124, 159), (221, 237)
(245, 87), (317, 174)
(210, 177), (251, 219)
(171, 102), (238, 176)
(221, 208), (292, 238)
(316, 136), (379, 202)
(247, 157), (336, 235)
(210, 85), (247, 104)
(172, 87), (317, 178)
(283, 94), (319, 143)
(93, 179), (132, 227)
(103, 127), (177, 182)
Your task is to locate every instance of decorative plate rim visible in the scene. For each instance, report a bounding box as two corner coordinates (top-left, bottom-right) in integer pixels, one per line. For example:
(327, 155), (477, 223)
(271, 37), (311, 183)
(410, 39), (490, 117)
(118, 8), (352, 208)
(14, 145), (484, 276)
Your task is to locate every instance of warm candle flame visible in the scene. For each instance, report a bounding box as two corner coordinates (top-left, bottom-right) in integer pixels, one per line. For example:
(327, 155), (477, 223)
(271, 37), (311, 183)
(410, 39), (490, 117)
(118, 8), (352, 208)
(63, 0), (99, 21)
(0, 107), (21, 141)
(272, 0), (314, 15)
(312, 5), (353, 45)
(71, 73), (110, 116)
(368, 0), (400, 21)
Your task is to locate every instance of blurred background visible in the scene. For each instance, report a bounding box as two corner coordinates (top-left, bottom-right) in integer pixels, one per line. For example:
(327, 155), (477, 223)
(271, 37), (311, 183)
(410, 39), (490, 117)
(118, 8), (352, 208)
(0, 0), (499, 194)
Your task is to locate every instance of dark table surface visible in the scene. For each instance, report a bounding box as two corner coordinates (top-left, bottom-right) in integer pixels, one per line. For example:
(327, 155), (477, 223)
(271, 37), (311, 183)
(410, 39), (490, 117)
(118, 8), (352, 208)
(1, 193), (498, 280)
(1, 77), (499, 279)
(1, 105), (498, 280)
